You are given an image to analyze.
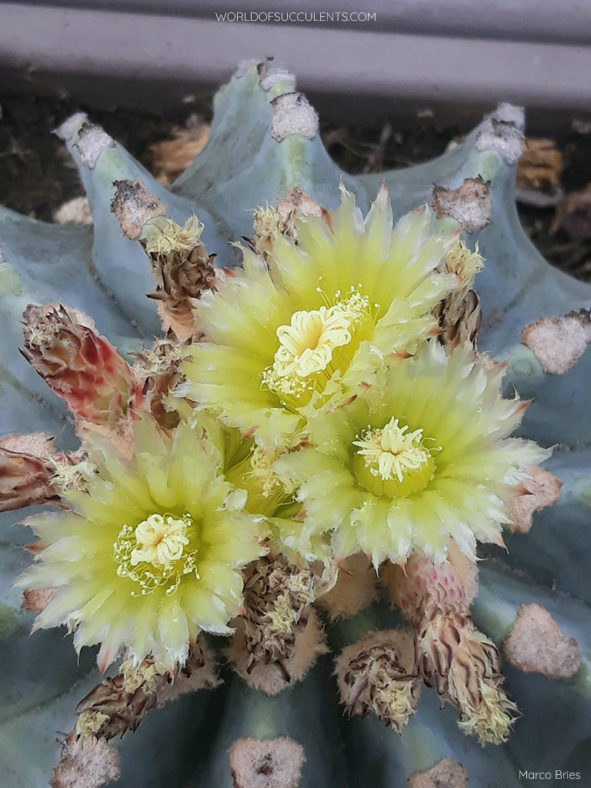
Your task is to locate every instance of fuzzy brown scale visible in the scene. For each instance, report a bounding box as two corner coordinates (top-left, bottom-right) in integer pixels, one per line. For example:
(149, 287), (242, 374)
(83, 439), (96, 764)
(229, 736), (306, 788)
(110, 179), (165, 240)
(50, 734), (120, 788)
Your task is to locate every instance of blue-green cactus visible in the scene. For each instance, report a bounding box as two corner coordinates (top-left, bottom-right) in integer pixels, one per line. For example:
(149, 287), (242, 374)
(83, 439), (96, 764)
(1, 61), (590, 787)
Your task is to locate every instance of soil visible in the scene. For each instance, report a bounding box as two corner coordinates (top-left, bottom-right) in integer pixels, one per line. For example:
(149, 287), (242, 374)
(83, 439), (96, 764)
(1, 92), (591, 281)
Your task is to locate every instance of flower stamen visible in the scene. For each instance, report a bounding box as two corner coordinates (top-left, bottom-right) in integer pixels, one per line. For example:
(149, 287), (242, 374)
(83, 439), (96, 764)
(262, 289), (369, 400)
(131, 513), (190, 569)
(114, 512), (198, 596)
(352, 418), (437, 499)
(354, 418), (430, 482)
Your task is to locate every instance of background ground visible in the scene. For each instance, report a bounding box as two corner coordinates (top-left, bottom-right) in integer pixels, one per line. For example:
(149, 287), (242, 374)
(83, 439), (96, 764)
(1, 93), (591, 281)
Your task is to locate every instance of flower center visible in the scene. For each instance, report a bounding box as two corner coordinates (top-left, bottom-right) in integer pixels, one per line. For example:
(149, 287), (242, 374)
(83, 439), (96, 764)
(114, 512), (199, 596)
(131, 513), (189, 569)
(353, 418), (437, 498)
(262, 289), (369, 402)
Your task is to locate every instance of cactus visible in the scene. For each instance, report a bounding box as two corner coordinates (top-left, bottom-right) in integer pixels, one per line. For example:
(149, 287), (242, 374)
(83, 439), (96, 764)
(1, 59), (590, 787)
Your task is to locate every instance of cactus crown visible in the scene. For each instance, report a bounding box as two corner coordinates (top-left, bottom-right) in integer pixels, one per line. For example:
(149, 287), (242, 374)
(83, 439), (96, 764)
(0, 61), (589, 787)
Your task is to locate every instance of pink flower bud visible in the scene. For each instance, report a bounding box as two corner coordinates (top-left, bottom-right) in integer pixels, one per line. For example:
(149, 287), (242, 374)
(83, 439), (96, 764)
(21, 304), (141, 432)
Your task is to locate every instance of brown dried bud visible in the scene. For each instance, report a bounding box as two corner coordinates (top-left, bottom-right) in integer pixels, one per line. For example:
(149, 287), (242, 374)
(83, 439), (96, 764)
(335, 629), (421, 733)
(0, 432), (58, 512)
(250, 205), (289, 261)
(140, 216), (216, 341)
(436, 289), (482, 350)
(423, 606), (518, 744)
(132, 337), (191, 430)
(250, 187), (323, 260)
(21, 304), (140, 433)
(436, 240), (484, 350)
(74, 637), (218, 742)
(50, 449), (96, 496)
(277, 187), (323, 224)
(387, 553), (518, 745)
(227, 555), (328, 695)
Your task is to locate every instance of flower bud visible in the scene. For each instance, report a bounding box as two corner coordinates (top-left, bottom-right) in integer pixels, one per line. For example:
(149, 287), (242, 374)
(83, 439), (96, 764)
(0, 433), (57, 512)
(21, 304), (140, 434)
(386, 553), (518, 745)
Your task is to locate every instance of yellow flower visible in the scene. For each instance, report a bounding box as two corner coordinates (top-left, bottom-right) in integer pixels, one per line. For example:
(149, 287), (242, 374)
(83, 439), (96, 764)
(274, 342), (549, 567)
(224, 440), (331, 565)
(183, 187), (461, 447)
(17, 416), (265, 671)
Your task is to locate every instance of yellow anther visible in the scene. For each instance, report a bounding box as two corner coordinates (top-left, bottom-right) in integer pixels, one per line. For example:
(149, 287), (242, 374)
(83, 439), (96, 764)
(131, 513), (190, 570)
(114, 512), (198, 596)
(262, 290), (369, 399)
(353, 418), (430, 482)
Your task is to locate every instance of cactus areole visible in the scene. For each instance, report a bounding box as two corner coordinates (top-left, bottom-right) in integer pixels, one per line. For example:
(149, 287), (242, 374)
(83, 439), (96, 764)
(0, 61), (590, 788)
